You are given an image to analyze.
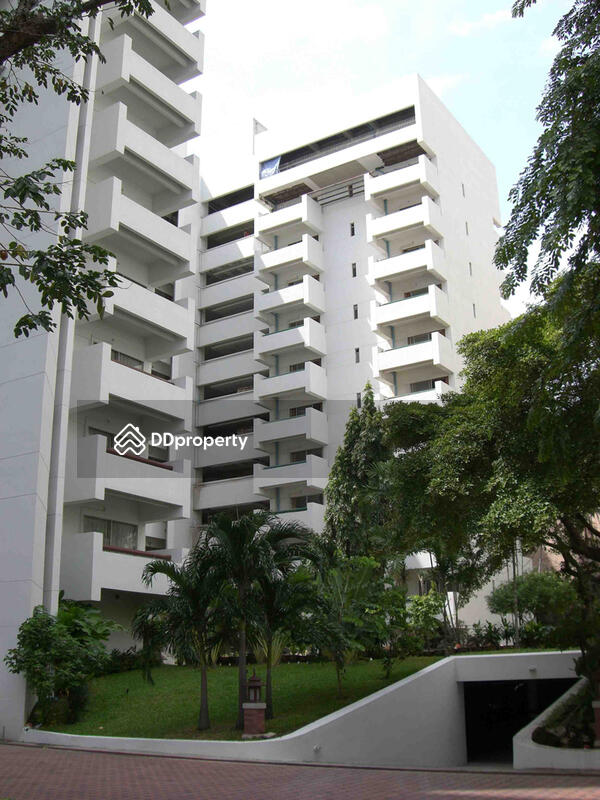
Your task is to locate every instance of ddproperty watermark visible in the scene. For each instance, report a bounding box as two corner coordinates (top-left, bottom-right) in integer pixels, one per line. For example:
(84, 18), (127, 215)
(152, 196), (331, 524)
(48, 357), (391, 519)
(112, 423), (249, 457)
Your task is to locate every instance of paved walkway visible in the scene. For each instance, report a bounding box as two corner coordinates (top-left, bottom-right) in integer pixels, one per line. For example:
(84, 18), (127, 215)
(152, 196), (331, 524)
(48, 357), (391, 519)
(1, 743), (599, 800)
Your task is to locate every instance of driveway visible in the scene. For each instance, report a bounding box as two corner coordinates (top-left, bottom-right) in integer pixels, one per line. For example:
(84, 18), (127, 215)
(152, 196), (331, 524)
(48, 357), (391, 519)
(0, 743), (599, 799)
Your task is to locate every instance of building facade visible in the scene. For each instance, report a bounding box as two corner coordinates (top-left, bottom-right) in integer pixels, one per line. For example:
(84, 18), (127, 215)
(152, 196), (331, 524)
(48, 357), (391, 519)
(1, 4), (511, 741)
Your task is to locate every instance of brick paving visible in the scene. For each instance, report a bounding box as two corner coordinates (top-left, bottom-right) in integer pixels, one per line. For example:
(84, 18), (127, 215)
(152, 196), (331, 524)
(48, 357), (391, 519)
(1, 743), (599, 800)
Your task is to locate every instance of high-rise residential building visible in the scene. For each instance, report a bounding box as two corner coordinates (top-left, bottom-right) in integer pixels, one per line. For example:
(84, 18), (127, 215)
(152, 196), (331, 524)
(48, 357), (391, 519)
(0, 0), (205, 740)
(0, 3), (511, 741)
(194, 76), (509, 536)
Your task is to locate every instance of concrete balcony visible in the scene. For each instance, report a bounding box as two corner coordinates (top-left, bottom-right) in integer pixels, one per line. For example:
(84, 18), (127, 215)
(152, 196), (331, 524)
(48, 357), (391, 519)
(255, 235), (323, 278)
(195, 443), (264, 469)
(197, 351), (263, 386)
(255, 195), (323, 242)
(201, 199), (262, 237)
(365, 156), (439, 206)
(90, 102), (199, 217)
(383, 380), (451, 407)
(255, 318), (326, 360)
(200, 273), (261, 309)
(257, 117), (422, 202)
(254, 362), (327, 403)
(367, 197), (442, 246)
(256, 274), (324, 319)
(65, 435), (191, 520)
(86, 276), (194, 359)
(95, 35), (201, 148)
(201, 237), (255, 272)
(70, 342), (193, 425)
(84, 177), (194, 286)
(198, 312), (258, 349)
(254, 407), (328, 446)
(373, 285), (450, 329)
(167, 0), (206, 24)
(275, 502), (325, 533)
(194, 475), (263, 511)
(60, 531), (172, 602)
(196, 392), (266, 428)
(104, 1), (204, 83)
(378, 332), (455, 376)
(368, 241), (446, 285)
(254, 455), (328, 492)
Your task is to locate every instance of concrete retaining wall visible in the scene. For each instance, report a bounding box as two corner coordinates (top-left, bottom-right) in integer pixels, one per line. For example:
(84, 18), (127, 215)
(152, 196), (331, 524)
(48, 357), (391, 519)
(513, 677), (600, 771)
(21, 651), (580, 769)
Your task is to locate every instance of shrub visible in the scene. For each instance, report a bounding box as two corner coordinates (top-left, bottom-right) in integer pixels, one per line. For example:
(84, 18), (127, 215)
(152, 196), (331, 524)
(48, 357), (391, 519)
(4, 601), (119, 724)
(487, 571), (578, 626)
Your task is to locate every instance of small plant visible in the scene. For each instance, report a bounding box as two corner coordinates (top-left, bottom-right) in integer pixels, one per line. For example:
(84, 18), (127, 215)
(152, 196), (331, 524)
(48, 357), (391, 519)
(500, 616), (515, 647)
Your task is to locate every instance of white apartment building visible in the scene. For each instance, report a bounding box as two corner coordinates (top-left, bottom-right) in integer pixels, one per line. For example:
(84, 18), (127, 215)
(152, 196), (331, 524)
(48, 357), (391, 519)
(0, 0), (205, 739)
(0, 3), (510, 740)
(194, 75), (509, 537)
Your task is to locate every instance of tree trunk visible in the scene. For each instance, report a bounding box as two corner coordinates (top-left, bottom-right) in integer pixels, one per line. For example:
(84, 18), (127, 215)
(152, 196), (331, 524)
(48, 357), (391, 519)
(236, 618), (247, 730)
(511, 547), (521, 648)
(197, 662), (210, 731)
(265, 633), (273, 720)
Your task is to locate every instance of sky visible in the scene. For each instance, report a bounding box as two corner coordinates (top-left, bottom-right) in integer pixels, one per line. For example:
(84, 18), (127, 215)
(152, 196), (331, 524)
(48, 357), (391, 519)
(188, 0), (572, 315)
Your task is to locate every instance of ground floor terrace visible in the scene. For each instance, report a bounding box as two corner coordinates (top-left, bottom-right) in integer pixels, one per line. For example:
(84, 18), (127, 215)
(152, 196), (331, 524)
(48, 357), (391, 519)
(1, 743), (599, 800)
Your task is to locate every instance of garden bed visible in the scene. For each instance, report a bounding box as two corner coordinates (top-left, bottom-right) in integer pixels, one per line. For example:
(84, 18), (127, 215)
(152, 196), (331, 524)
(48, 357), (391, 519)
(43, 658), (439, 741)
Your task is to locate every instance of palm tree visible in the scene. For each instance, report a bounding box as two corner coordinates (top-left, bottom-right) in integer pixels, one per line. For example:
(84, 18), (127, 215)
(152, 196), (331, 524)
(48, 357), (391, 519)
(203, 511), (315, 729)
(136, 542), (222, 731)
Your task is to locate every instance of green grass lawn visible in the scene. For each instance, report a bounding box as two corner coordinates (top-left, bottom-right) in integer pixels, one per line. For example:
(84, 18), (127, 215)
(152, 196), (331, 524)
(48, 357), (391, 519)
(45, 657), (439, 741)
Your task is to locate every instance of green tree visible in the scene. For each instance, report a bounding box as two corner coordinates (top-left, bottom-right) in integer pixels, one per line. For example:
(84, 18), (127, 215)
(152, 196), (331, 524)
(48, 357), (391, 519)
(487, 571), (579, 626)
(4, 601), (118, 723)
(496, 0), (600, 351)
(325, 383), (388, 556)
(311, 556), (381, 695)
(365, 400), (502, 645)
(0, 0), (157, 336)
(137, 542), (224, 731)
(202, 511), (314, 729)
(253, 523), (318, 720)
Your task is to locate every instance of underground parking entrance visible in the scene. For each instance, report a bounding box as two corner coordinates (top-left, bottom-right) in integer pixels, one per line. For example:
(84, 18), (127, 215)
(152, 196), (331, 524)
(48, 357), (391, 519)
(463, 677), (577, 764)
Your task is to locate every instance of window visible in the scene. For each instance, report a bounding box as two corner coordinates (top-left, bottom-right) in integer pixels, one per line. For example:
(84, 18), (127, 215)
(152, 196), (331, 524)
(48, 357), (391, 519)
(469, 262), (473, 277)
(146, 536), (167, 551)
(403, 287), (428, 299)
(288, 319), (303, 329)
(111, 349), (143, 371)
(461, 182), (466, 198)
(407, 332), (432, 346)
(289, 406), (307, 418)
(83, 516), (138, 550)
(351, 262), (357, 278)
(356, 392), (362, 409)
(465, 221), (469, 236)
(353, 304), (358, 319)
(350, 222), (355, 237)
(472, 303), (477, 318)
(289, 362), (305, 373)
(355, 348), (360, 363)
(410, 379), (436, 393)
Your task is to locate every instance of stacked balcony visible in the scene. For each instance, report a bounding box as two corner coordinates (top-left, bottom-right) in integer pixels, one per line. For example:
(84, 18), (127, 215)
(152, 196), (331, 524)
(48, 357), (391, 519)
(65, 435), (191, 520)
(364, 155), (439, 207)
(377, 331), (455, 377)
(367, 196), (442, 249)
(373, 285), (450, 333)
(70, 343), (193, 428)
(256, 274), (325, 320)
(254, 407), (328, 447)
(60, 531), (173, 602)
(65, 2), (203, 588)
(275, 503), (326, 532)
(94, 34), (201, 148)
(253, 454), (328, 493)
(85, 176), (194, 286)
(254, 318), (326, 361)
(254, 362), (327, 404)
(255, 195), (323, 243)
(368, 240), (446, 287)
(89, 102), (199, 218)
